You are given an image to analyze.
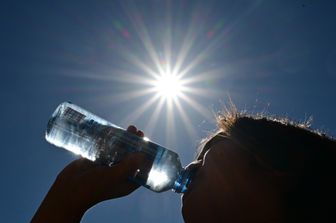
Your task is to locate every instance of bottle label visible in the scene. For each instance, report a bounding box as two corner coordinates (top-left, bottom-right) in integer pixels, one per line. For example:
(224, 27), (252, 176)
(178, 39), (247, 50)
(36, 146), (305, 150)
(63, 107), (85, 122)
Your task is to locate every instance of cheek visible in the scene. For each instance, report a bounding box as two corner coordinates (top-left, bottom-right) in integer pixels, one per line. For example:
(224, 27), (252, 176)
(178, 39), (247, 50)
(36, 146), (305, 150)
(182, 158), (231, 221)
(183, 146), (284, 222)
(182, 169), (240, 222)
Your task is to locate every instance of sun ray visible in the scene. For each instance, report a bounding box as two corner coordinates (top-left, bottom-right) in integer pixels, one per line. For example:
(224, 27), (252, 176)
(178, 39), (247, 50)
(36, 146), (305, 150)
(89, 88), (157, 105)
(165, 98), (176, 148)
(60, 68), (114, 81)
(180, 69), (225, 85)
(180, 86), (217, 99)
(177, 48), (212, 79)
(172, 25), (197, 76)
(144, 97), (166, 138)
(174, 99), (198, 144)
(121, 93), (161, 126)
(75, 1), (242, 147)
(172, 2), (213, 76)
(152, 72), (183, 100)
(106, 71), (154, 85)
(176, 1), (262, 81)
(122, 1), (164, 75)
(179, 93), (212, 122)
(117, 48), (160, 79)
(162, 0), (172, 74)
(61, 67), (156, 86)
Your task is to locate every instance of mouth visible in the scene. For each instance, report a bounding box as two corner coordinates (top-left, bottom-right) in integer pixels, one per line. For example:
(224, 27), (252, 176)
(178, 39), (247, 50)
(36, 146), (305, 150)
(181, 170), (198, 203)
(181, 190), (189, 204)
(181, 160), (202, 201)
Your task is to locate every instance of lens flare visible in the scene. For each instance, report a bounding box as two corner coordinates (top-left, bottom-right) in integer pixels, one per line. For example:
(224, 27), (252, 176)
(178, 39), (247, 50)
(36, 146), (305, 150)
(65, 1), (236, 144)
(153, 72), (183, 100)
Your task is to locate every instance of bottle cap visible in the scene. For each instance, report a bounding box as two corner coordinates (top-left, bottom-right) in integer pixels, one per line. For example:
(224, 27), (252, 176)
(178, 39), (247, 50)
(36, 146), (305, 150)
(173, 168), (194, 193)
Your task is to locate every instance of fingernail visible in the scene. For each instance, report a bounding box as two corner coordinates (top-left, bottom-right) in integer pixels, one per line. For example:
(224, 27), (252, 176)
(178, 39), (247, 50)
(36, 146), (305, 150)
(127, 125), (137, 133)
(137, 130), (144, 137)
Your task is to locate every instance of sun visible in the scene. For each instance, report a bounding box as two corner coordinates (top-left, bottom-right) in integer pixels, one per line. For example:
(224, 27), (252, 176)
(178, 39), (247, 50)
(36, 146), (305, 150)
(153, 72), (183, 100)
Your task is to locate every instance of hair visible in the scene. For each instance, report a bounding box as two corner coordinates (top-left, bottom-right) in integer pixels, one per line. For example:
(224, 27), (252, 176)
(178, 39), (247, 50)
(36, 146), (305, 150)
(203, 106), (336, 222)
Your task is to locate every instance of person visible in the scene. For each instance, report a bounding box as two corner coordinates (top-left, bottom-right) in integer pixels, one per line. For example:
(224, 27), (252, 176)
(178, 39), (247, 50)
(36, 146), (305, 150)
(32, 109), (336, 223)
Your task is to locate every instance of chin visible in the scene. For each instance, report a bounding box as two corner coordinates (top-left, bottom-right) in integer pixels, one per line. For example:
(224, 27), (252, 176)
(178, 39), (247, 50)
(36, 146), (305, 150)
(182, 209), (209, 223)
(181, 195), (207, 223)
(181, 194), (193, 223)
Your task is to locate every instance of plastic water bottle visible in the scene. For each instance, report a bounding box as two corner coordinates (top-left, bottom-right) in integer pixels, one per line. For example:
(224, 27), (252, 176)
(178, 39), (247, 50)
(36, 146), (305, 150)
(45, 102), (192, 193)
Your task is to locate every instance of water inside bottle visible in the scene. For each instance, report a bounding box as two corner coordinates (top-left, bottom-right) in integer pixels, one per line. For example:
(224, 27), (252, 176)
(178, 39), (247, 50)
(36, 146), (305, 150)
(46, 102), (192, 193)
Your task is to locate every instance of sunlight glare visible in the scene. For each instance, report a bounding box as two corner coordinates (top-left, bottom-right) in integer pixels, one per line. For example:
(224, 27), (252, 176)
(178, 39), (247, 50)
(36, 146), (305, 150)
(154, 72), (183, 100)
(146, 168), (169, 190)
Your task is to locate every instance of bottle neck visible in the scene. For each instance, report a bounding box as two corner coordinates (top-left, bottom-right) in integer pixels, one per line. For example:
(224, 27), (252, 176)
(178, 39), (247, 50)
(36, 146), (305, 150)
(173, 168), (194, 193)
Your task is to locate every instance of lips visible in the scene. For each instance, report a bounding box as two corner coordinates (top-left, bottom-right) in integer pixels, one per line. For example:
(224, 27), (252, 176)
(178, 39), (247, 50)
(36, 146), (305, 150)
(181, 188), (189, 203)
(181, 160), (202, 202)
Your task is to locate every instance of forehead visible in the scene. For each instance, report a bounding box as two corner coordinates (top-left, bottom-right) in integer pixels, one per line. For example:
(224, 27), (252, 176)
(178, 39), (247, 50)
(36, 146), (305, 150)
(197, 133), (228, 160)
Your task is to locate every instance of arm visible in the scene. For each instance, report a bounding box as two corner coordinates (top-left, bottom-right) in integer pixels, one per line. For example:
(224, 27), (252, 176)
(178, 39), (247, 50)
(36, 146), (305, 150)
(32, 126), (145, 223)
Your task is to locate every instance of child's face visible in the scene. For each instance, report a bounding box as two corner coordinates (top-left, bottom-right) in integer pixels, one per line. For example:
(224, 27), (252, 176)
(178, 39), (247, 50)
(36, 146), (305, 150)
(181, 137), (287, 223)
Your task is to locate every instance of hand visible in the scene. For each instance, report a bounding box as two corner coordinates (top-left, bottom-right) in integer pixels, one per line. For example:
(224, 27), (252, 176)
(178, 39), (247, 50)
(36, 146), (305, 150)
(32, 125), (145, 223)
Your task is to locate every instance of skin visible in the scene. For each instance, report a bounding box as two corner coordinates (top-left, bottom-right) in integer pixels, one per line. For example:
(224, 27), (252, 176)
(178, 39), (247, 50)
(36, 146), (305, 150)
(32, 126), (145, 223)
(32, 127), (289, 223)
(182, 137), (286, 223)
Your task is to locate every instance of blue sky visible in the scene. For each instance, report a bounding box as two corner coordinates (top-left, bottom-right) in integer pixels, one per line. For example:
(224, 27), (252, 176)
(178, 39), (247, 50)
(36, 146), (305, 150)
(1, 0), (336, 222)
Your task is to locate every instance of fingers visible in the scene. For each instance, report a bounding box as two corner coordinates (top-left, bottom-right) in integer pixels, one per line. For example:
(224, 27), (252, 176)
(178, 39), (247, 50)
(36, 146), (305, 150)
(124, 152), (147, 169)
(91, 152), (146, 198)
(127, 125), (144, 137)
(127, 125), (137, 134)
(112, 152), (147, 177)
(69, 126), (145, 178)
(137, 130), (144, 137)
(58, 158), (96, 179)
(93, 152), (146, 178)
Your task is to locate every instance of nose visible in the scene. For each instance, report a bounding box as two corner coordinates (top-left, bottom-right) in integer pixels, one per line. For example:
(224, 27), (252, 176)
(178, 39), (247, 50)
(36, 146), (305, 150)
(185, 160), (203, 175)
(179, 160), (203, 195)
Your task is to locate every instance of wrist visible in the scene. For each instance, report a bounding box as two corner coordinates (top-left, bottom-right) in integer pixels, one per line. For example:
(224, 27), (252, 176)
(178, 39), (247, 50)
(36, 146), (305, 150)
(32, 179), (88, 223)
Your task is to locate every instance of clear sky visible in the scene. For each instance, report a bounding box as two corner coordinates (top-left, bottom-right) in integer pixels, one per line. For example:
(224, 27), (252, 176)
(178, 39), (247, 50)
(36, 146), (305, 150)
(1, 0), (336, 222)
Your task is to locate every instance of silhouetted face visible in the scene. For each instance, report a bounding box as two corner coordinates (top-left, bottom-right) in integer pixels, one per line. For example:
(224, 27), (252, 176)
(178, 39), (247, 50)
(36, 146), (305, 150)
(181, 136), (286, 223)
